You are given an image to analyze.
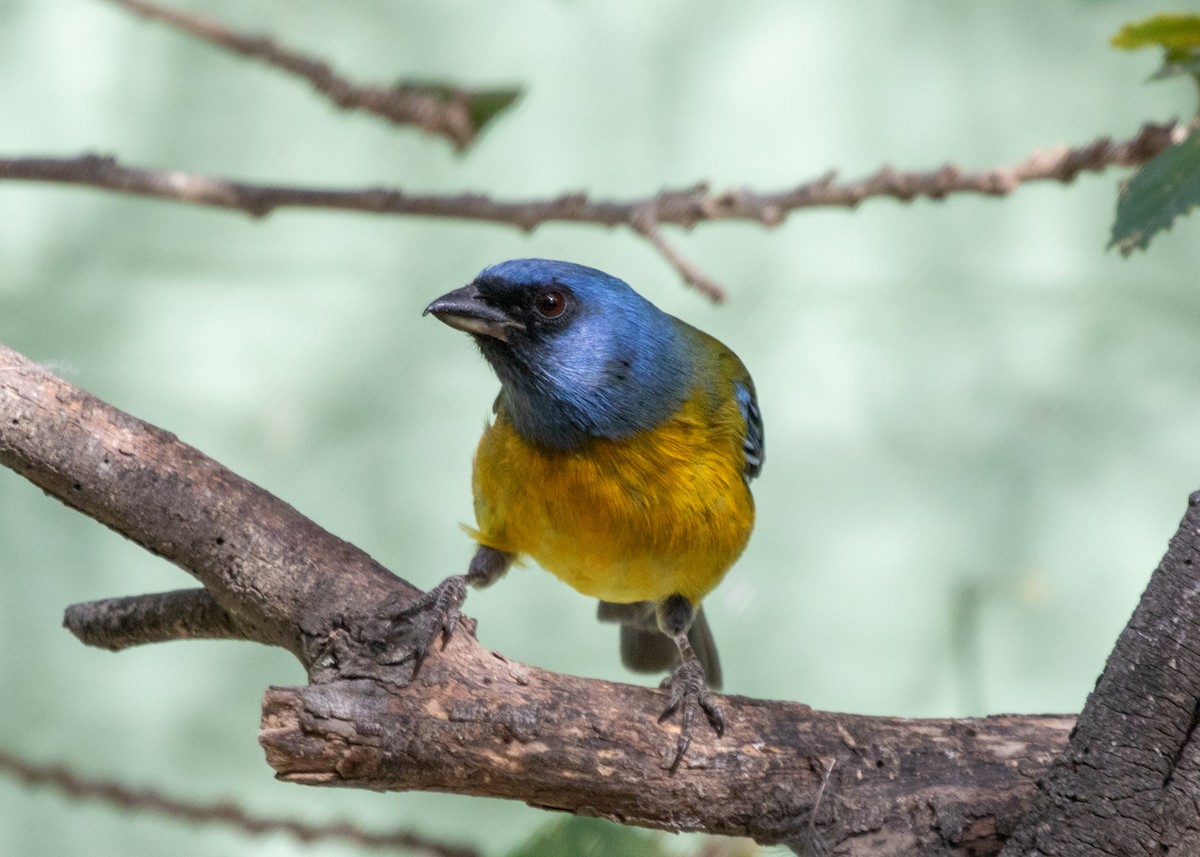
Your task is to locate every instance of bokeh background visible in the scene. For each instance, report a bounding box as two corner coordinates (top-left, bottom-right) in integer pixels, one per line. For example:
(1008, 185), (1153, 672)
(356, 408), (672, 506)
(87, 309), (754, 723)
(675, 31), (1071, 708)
(3, 1), (1199, 855)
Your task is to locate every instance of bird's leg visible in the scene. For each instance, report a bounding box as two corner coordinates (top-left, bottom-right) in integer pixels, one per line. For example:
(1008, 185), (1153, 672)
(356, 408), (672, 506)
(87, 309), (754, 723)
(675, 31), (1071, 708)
(391, 544), (512, 679)
(655, 595), (725, 772)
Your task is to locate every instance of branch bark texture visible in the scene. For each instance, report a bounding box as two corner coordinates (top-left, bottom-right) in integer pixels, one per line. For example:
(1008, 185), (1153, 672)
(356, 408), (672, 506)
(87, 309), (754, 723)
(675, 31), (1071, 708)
(63, 588), (244, 650)
(998, 495), (1200, 856)
(0, 343), (410, 663)
(259, 678), (1073, 854)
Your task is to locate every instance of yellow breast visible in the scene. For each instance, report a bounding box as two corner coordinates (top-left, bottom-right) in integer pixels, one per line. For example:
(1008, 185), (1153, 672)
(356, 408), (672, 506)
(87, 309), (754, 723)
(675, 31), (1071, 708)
(470, 388), (754, 605)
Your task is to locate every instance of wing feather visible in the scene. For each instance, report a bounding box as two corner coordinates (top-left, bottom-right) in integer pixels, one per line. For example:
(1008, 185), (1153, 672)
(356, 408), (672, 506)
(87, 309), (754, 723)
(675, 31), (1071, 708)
(734, 380), (764, 481)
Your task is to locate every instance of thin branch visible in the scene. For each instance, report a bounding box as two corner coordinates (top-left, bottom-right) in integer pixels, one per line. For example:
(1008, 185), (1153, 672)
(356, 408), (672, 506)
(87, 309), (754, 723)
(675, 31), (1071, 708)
(107, 0), (494, 150)
(0, 120), (1186, 300)
(0, 121), (1185, 229)
(63, 588), (257, 651)
(0, 747), (479, 857)
(632, 208), (727, 302)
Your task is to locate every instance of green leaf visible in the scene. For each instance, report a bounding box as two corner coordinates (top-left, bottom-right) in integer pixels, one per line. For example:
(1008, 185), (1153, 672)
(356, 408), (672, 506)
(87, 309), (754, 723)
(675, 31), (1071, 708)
(1111, 15), (1200, 92)
(1112, 14), (1200, 54)
(1110, 128), (1200, 255)
(1149, 55), (1200, 81)
(395, 79), (522, 140)
(504, 817), (672, 857)
(465, 88), (523, 135)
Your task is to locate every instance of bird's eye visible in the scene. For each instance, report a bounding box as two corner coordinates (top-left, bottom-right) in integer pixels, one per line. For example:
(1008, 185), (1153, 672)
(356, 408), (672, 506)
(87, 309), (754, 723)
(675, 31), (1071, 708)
(534, 288), (567, 319)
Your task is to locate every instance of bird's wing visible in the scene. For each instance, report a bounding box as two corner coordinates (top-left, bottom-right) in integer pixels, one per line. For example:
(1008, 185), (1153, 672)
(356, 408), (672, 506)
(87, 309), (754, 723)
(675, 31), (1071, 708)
(734, 380), (764, 481)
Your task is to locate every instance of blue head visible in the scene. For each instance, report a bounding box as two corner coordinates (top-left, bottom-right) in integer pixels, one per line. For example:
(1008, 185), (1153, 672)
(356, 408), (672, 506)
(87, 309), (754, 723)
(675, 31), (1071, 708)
(424, 259), (692, 449)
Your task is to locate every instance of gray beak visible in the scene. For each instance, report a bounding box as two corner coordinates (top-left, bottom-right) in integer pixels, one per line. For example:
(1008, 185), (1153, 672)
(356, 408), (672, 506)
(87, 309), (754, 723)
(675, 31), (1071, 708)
(423, 284), (523, 343)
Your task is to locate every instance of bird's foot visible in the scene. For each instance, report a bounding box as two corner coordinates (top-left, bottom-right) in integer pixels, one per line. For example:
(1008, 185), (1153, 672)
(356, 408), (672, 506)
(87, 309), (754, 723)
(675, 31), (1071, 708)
(389, 574), (470, 680)
(386, 546), (512, 681)
(658, 657), (725, 772)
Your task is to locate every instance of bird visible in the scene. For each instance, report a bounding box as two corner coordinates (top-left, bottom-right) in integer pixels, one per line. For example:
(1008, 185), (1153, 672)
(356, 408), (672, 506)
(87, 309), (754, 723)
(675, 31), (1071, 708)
(410, 258), (763, 769)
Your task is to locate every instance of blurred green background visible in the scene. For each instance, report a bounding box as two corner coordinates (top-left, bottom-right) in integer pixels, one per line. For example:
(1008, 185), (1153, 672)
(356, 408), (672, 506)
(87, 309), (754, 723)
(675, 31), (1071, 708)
(3, 1), (1199, 855)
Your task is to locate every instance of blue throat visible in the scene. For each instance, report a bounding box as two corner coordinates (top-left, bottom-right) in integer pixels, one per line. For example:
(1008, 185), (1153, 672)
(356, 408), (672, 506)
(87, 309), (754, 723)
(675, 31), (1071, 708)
(472, 260), (694, 450)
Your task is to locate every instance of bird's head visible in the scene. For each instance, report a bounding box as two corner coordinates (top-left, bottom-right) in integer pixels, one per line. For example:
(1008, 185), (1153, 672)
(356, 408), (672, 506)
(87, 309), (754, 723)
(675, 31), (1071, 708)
(425, 259), (692, 449)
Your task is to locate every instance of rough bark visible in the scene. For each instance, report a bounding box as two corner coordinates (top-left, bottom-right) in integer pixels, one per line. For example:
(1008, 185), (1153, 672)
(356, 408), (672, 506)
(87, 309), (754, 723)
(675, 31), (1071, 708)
(3, 339), (1199, 856)
(260, 676), (1073, 854)
(0, 342), (414, 670)
(998, 494), (1200, 856)
(63, 588), (246, 650)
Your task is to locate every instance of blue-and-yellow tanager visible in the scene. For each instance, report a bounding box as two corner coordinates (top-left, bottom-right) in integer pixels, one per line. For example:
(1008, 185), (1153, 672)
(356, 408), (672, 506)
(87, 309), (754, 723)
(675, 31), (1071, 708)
(415, 258), (763, 767)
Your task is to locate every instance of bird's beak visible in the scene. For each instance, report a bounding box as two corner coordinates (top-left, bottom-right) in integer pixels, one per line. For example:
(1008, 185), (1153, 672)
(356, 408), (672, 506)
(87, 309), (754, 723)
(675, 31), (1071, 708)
(423, 284), (523, 343)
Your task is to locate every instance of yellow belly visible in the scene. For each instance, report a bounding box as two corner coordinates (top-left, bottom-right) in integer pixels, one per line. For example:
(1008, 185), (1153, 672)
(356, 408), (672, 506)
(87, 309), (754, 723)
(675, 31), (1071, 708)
(470, 392), (754, 604)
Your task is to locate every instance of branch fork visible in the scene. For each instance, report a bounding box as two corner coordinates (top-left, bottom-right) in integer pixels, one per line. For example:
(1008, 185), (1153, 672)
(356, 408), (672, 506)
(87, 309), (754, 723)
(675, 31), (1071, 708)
(11, 338), (1195, 856)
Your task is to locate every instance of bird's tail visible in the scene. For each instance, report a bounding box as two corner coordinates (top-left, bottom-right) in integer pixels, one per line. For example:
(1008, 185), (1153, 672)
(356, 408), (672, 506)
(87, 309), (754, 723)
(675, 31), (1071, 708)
(597, 601), (722, 690)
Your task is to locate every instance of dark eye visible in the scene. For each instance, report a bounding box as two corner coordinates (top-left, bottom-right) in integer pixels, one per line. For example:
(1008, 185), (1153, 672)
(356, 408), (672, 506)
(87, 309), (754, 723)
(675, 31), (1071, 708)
(534, 288), (567, 319)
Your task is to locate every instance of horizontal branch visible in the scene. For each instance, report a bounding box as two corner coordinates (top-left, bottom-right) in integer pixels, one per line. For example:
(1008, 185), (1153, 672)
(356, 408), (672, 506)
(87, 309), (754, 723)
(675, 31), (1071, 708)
(261, 678), (1074, 852)
(0, 747), (479, 857)
(0, 121), (1186, 230)
(1, 119), (1183, 302)
(107, 0), (496, 150)
(64, 588), (255, 651)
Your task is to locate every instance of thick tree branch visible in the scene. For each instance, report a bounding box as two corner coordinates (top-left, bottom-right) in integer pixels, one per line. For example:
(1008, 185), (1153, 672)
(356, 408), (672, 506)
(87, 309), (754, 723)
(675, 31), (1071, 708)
(3, 339), (1198, 855)
(998, 494), (1200, 855)
(107, 0), (497, 150)
(0, 119), (1188, 302)
(0, 344), (412, 667)
(259, 680), (1074, 853)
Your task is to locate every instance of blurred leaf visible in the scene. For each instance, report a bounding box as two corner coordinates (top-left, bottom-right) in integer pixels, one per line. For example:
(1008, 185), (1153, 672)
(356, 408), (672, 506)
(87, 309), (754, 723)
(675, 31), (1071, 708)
(1110, 128), (1200, 254)
(1112, 14), (1200, 58)
(465, 88), (523, 134)
(396, 80), (522, 138)
(1149, 56), (1200, 81)
(505, 817), (671, 857)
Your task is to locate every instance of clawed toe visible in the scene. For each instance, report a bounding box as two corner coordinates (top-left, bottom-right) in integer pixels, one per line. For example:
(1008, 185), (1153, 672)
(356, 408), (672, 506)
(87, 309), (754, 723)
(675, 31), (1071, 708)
(659, 658), (724, 772)
(384, 548), (511, 681)
(390, 575), (469, 679)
